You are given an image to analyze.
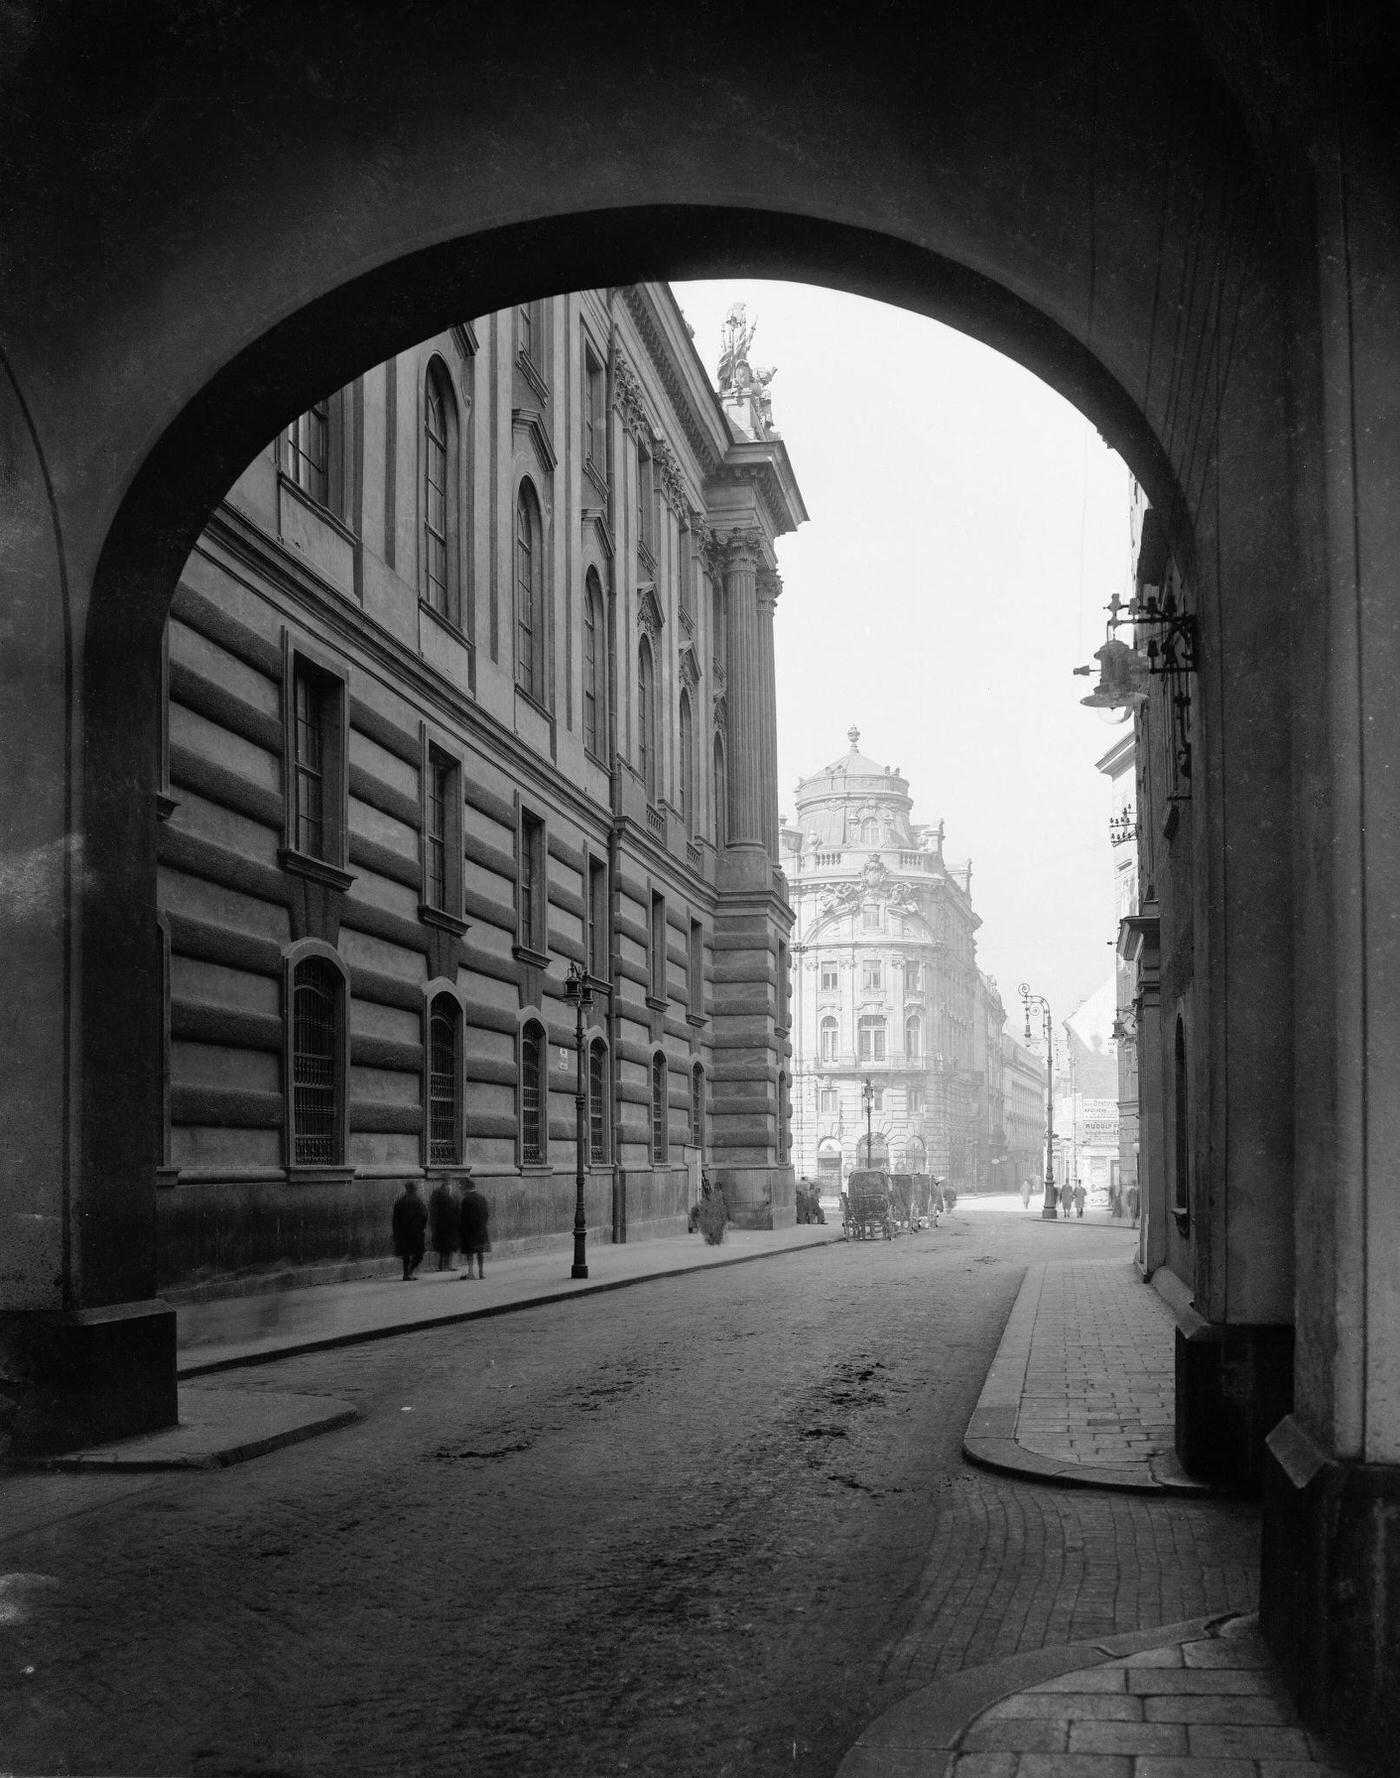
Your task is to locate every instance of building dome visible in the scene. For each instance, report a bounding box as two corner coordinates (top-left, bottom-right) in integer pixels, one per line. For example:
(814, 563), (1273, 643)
(793, 727), (917, 852)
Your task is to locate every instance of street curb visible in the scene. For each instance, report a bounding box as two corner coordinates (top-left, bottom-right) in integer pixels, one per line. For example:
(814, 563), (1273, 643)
(13, 1387), (360, 1473)
(179, 1229), (848, 1378)
(834, 1615), (1226, 1778)
(961, 1261), (1216, 1496)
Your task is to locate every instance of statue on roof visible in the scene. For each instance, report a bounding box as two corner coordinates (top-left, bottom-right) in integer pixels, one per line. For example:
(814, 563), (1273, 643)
(717, 303), (758, 396)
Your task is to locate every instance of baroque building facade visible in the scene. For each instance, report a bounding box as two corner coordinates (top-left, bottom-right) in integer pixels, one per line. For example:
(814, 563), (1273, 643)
(155, 287), (803, 1291)
(781, 735), (979, 1196)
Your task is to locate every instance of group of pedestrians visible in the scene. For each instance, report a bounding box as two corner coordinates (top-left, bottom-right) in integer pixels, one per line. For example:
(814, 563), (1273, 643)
(391, 1171), (491, 1281)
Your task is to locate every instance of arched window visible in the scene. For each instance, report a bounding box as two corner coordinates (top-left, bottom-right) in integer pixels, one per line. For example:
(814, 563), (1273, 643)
(291, 955), (344, 1166)
(713, 732), (727, 847)
(860, 817), (880, 845)
(583, 567), (605, 757)
(422, 361), (458, 621)
(820, 1016), (839, 1061)
(678, 688), (694, 834)
(858, 1015), (886, 1062)
(427, 993), (462, 1165)
(690, 1062), (705, 1150)
(638, 636), (656, 800)
(651, 1051), (668, 1163)
(904, 1014), (922, 1059)
(589, 1037), (609, 1163)
(521, 1019), (546, 1165)
(515, 482), (546, 702)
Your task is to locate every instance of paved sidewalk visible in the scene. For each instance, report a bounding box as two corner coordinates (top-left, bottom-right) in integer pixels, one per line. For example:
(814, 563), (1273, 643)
(964, 1257), (1205, 1493)
(176, 1220), (843, 1375)
(837, 1614), (1379, 1777)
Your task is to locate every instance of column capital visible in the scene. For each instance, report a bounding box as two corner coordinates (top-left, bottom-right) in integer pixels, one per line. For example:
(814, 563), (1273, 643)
(757, 565), (783, 613)
(719, 526), (767, 575)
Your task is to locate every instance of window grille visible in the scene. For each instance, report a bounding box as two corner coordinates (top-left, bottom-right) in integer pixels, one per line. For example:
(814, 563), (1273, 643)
(651, 1053), (668, 1163)
(428, 998), (459, 1164)
(583, 572), (601, 754)
(690, 1065), (704, 1148)
(516, 489), (536, 697)
(679, 689), (694, 834)
(292, 957), (340, 1165)
(521, 1022), (544, 1164)
(638, 638), (655, 798)
(589, 1038), (607, 1163)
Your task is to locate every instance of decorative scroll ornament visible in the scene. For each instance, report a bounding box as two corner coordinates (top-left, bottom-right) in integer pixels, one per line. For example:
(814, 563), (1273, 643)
(678, 643), (701, 690)
(756, 565), (783, 613)
(652, 437), (688, 511)
(712, 691), (728, 733)
(612, 354), (650, 438)
(637, 583), (664, 640)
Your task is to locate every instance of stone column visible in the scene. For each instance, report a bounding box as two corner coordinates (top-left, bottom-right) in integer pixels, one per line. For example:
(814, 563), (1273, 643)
(756, 566), (782, 860)
(720, 528), (767, 853)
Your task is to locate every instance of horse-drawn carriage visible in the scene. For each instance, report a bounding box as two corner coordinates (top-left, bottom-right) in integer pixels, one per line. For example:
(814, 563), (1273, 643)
(842, 1169), (895, 1240)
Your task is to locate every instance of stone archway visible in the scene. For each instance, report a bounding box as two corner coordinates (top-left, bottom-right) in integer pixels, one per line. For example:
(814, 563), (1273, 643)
(3, 2), (1398, 1745)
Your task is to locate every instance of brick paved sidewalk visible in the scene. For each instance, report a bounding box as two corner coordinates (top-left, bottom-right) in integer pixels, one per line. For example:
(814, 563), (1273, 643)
(963, 1257), (1205, 1493)
(838, 1614), (1379, 1777)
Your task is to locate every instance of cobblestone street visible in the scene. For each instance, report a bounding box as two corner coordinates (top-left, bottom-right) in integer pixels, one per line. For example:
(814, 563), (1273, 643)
(0, 1217), (1259, 1777)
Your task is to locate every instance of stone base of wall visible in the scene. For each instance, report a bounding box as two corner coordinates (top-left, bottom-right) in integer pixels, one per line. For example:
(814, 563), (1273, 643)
(0, 1301), (178, 1457)
(1261, 1414), (1400, 1764)
(714, 1163), (795, 1229)
(1174, 1318), (1294, 1489)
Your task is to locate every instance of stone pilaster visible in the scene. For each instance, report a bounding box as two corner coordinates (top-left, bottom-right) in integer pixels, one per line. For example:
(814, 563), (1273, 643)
(720, 528), (767, 852)
(756, 566), (782, 859)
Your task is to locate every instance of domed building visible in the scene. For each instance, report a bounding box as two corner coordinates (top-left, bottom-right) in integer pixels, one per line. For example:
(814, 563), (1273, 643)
(779, 731), (980, 1200)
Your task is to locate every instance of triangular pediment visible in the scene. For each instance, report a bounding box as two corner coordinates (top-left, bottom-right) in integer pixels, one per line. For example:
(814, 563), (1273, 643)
(637, 583), (664, 639)
(678, 643), (701, 689)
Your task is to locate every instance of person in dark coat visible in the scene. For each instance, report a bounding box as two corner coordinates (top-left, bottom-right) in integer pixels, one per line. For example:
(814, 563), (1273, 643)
(428, 1176), (460, 1271)
(392, 1179), (428, 1280)
(458, 1171), (490, 1279)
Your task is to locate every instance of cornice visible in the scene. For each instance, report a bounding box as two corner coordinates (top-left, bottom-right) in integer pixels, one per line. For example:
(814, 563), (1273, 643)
(619, 284), (722, 477)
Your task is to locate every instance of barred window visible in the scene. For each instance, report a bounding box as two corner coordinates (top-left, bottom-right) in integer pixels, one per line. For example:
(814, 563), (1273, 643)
(521, 1020), (546, 1165)
(589, 1037), (608, 1164)
(638, 637), (656, 799)
(292, 957), (342, 1165)
(428, 995), (460, 1166)
(422, 364), (455, 619)
(651, 1052), (668, 1164)
(690, 1064), (705, 1149)
(583, 569), (604, 756)
(426, 754), (450, 910)
(294, 667), (326, 859)
(678, 688), (694, 835)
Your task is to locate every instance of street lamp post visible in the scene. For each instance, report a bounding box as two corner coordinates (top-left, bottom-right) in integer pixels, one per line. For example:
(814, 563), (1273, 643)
(1019, 982), (1058, 1220)
(862, 1075), (874, 1167)
(563, 961), (594, 1277)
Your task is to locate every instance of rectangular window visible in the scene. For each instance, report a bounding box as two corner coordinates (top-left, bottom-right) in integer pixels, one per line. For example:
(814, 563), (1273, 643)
(820, 962), (839, 991)
(688, 919), (704, 1017)
(690, 1067), (705, 1149)
(904, 960), (921, 993)
(283, 400), (330, 506)
(638, 447), (654, 550)
(862, 904), (882, 931)
(859, 1018), (886, 1062)
(290, 657), (345, 865)
(583, 345), (604, 471)
(777, 942), (790, 1032)
(519, 810), (546, 955)
(820, 1088), (839, 1114)
(589, 1040), (608, 1163)
(423, 747), (461, 915)
(862, 960), (883, 992)
(909, 1087), (926, 1113)
(587, 856), (609, 981)
(650, 893), (667, 1003)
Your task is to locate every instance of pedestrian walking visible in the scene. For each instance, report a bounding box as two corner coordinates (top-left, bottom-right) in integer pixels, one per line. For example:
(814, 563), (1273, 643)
(391, 1178), (428, 1280)
(428, 1175), (460, 1271)
(1073, 1181), (1086, 1219)
(458, 1171), (490, 1279)
(1110, 1183), (1123, 1221)
(1019, 1178), (1032, 1210)
(1126, 1183), (1141, 1228)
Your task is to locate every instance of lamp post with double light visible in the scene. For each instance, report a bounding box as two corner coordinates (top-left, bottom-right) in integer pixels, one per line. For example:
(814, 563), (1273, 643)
(1019, 982), (1058, 1220)
(563, 960), (594, 1278)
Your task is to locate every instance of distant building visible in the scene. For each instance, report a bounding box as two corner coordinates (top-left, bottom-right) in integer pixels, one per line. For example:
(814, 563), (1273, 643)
(781, 734), (979, 1196)
(1003, 1034), (1048, 1198)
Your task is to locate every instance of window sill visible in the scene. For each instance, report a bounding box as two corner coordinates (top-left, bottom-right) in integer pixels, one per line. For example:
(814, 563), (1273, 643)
(276, 470), (357, 543)
(419, 903), (470, 937)
(514, 684), (554, 723)
(519, 1161), (553, 1176)
(514, 944), (551, 970)
(1171, 1204), (1191, 1238)
(280, 848), (355, 893)
(584, 746), (611, 773)
(418, 600), (469, 643)
(645, 995), (668, 1013)
(686, 1012), (706, 1029)
(583, 458), (610, 503)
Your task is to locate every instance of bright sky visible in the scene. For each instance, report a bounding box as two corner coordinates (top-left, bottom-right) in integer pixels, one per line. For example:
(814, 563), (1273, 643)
(672, 279), (1134, 1028)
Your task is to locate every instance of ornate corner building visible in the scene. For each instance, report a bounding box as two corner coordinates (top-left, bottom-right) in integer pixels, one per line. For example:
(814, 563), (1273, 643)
(153, 287), (804, 1292)
(780, 734), (980, 1194)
